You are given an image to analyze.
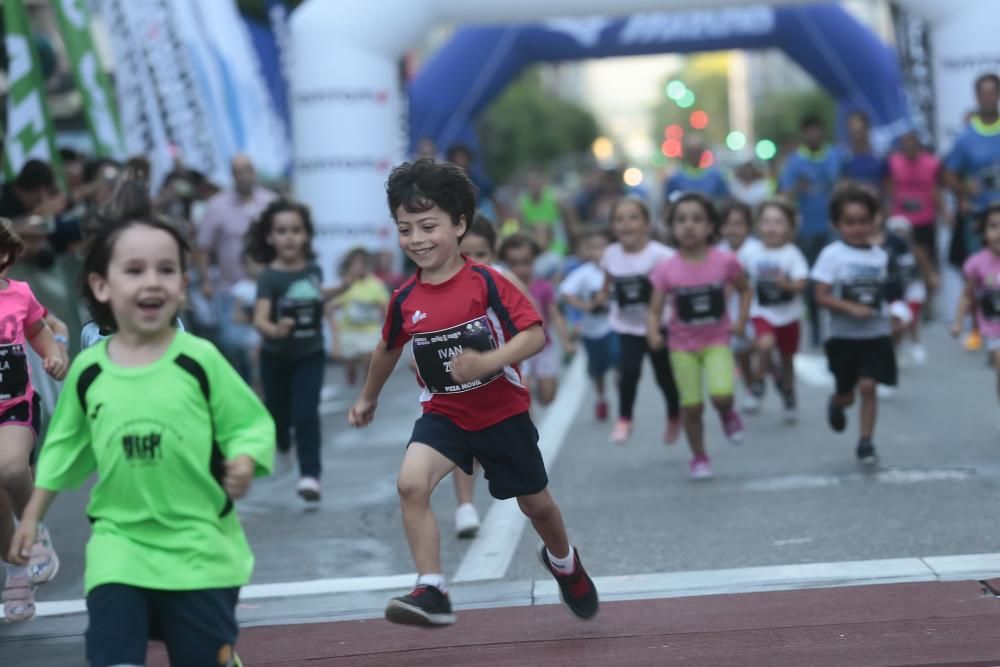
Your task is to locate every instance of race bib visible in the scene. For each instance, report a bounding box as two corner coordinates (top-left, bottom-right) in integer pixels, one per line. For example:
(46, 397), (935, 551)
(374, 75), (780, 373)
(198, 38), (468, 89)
(842, 278), (883, 309)
(0, 344), (29, 401)
(614, 275), (652, 307)
(411, 316), (502, 394)
(675, 284), (726, 325)
(981, 288), (1000, 322)
(278, 297), (323, 338)
(756, 280), (794, 307)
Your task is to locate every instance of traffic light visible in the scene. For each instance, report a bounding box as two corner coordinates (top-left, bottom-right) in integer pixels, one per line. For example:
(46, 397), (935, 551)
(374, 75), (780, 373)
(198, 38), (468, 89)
(689, 110), (708, 130)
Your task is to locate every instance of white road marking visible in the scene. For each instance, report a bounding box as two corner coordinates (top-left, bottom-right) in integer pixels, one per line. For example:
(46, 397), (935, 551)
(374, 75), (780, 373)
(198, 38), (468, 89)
(744, 467), (976, 492)
(453, 354), (588, 582)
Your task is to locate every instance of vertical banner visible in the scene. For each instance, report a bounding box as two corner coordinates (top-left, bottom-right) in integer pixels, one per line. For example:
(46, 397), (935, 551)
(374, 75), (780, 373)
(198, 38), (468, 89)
(3, 0), (64, 182)
(52, 0), (125, 158)
(890, 2), (936, 147)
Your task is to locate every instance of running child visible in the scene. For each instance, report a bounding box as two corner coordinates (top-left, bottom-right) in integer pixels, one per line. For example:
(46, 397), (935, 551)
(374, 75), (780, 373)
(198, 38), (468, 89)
(8, 215), (274, 665)
(0, 218), (68, 623)
(719, 201), (764, 412)
(647, 193), (750, 480)
(883, 215), (937, 365)
(600, 197), (681, 444)
(248, 200), (350, 504)
(812, 185), (900, 465)
(331, 247), (390, 385)
(349, 157), (597, 626)
(952, 203), (1000, 434)
(499, 233), (575, 406)
(739, 198), (809, 423)
(559, 227), (617, 421)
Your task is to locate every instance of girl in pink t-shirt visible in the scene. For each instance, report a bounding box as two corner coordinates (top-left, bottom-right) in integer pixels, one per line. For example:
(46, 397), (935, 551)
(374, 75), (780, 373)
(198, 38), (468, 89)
(952, 204), (1000, 433)
(0, 218), (68, 622)
(648, 193), (751, 480)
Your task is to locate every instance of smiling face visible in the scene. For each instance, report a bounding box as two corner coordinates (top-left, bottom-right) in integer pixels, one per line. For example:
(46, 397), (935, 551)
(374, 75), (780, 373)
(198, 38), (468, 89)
(267, 211), (310, 264)
(835, 201), (876, 246)
(611, 200), (650, 252)
(757, 205), (794, 248)
(89, 224), (186, 339)
(721, 210), (751, 251)
(671, 200), (714, 251)
(395, 204), (465, 273)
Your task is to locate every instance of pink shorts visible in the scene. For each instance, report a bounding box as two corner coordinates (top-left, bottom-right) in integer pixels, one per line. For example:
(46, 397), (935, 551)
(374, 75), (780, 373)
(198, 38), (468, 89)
(0, 392), (41, 437)
(752, 318), (801, 357)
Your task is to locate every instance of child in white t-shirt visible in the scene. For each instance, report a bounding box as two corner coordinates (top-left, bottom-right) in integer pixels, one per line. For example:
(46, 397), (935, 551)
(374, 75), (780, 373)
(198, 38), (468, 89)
(559, 227), (616, 421)
(739, 198), (809, 423)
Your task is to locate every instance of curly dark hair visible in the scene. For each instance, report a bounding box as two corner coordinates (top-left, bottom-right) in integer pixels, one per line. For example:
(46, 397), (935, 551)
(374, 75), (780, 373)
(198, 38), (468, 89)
(498, 232), (541, 263)
(82, 217), (190, 333)
(0, 218), (25, 274)
(666, 191), (722, 244)
(386, 158), (476, 240)
(829, 184), (879, 224)
(244, 199), (316, 264)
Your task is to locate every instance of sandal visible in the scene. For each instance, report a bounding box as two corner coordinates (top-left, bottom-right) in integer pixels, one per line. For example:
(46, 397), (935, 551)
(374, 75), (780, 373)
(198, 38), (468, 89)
(28, 524), (60, 585)
(2, 572), (36, 623)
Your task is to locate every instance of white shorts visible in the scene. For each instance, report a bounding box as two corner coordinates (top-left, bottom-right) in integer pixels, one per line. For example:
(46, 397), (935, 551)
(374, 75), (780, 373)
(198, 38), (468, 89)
(338, 329), (380, 359)
(521, 341), (560, 380)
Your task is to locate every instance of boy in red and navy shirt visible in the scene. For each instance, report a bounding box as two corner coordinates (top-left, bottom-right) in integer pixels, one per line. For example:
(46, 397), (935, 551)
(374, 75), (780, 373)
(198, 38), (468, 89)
(350, 158), (598, 627)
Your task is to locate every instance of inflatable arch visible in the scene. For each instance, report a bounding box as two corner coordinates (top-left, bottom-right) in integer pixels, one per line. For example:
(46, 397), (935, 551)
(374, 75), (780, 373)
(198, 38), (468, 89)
(409, 4), (908, 161)
(289, 0), (999, 270)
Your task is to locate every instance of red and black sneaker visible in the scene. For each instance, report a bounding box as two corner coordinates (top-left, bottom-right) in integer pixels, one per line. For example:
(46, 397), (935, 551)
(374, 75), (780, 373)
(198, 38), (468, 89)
(538, 546), (599, 620)
(384, 585), (456, 627)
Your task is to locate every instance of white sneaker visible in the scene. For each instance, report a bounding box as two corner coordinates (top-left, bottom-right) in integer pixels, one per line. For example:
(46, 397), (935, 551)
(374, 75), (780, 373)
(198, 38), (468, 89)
(741, 394), (760, 414)
(877, 385), (896, 400)
(455, 503), (480, 539)
(296, 476), (321, 503)
(910, 344), (927, 366)
(783, 405), (798, 425)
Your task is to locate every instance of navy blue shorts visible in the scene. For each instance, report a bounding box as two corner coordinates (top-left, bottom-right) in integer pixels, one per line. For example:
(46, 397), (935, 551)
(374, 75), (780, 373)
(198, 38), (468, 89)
(582, 332), (619, 379)
(409, 411), (548, 500)
(85, 584), (240, 667)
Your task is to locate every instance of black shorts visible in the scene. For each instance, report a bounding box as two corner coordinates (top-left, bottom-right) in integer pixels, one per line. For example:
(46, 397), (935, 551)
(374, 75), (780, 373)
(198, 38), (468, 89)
(86, 584), (240, 667)
(409, 411), (548, 500)
(911, 224), (937, 266)
(825, 336), (897, 395)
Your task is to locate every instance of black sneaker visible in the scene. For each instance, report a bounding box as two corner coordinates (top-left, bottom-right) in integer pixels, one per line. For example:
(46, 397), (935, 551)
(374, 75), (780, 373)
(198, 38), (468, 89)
(827, 398), (847, 433)
(856, 440), (879, 467)
(538, 546), (599, 620)
(384, 585), (456, 627)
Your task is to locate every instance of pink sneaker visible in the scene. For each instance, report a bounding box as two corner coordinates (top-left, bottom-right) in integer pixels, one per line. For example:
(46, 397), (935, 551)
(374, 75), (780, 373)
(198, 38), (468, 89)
(2, 571), (35, 623)
(28, 523), (59, 585)
(610, 418), (631, 444)
(721, 409), (745, 445)
(594, 399), (609, 422)
(664, 416), (681, 445)
(689, 456), (713, 480)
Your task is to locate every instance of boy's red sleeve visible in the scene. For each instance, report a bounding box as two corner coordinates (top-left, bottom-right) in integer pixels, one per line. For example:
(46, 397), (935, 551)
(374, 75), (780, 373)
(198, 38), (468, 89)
(381, 290), (412, 349)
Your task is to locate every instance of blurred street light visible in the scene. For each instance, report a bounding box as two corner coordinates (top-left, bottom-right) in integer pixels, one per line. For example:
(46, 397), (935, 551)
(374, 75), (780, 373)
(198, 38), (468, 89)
(666, 80), (687, 100)
(689, 110), (709, 130)
(665, 124), (684, 140)
(677, 90), (696, 108)
(592, 136), (614, 161)
(661, 139), (682, 158)
(623, 167), (644, 187)
(699, 150), (715, 168)
(755, 139), (777, 160)
(726, 131), (747, 151)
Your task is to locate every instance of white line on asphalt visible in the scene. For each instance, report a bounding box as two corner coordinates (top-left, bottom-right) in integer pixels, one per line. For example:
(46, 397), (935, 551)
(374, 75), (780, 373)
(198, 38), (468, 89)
(16, 552), (1000, 622)
(452, 353), (588, 582)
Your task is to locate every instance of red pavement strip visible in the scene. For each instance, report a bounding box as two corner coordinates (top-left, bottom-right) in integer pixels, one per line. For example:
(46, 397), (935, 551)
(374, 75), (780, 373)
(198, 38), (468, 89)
(148, 581), (1000, 666)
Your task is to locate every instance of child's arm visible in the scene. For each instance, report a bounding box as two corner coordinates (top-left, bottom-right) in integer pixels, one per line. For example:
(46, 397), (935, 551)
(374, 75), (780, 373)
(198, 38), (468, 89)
(951, 277), (975, 337)
(327, 305), (343, 360)
(814, 282), (874, 319)
(547, 300), (576, 355)
(646, 289), (667, 350)
(7, 488), (59, 564)
(26, 319), (68, 380)
(253, 298), (294, 339)
(349, 340), (404, 427)
(450, 324), (545, 384)
(732, 273), (752, 334)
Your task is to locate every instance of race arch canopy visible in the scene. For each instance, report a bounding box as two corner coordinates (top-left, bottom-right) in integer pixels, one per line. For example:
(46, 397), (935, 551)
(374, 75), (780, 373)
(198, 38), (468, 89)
(409, 4), (910, 157)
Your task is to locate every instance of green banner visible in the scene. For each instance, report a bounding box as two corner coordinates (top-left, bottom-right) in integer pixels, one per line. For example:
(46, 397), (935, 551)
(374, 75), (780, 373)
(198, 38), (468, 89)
(3, 0), (64, 183)
(52, 0), (124, 159)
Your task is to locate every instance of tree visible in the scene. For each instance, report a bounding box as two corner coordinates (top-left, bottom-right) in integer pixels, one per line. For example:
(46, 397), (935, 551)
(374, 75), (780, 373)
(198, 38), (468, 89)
(477, 67), (600, 183)
(649, 58), (730, 151)
(752, 89), (837, 147)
